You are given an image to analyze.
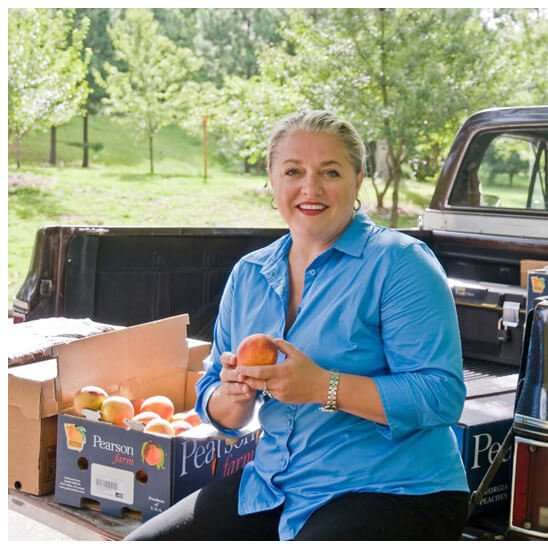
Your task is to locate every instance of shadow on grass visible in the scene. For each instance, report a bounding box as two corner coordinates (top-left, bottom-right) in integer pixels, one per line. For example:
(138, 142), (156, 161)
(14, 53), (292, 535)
(101, 172), (204, 182)
(8, 186), (66, 220)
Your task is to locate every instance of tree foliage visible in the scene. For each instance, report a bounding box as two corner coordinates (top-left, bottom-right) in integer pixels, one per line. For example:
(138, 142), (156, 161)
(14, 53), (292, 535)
(213, 8), (521, 225)
(8, 8), (90, 166)
(96, 8), (202, 174)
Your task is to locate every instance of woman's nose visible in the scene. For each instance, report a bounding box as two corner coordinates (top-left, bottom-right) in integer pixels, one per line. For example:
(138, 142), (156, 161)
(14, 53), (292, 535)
(301, 172), (323, 196)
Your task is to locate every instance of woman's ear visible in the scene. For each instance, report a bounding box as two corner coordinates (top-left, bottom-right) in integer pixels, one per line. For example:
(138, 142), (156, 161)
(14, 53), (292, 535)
(356, 170), (364, 193)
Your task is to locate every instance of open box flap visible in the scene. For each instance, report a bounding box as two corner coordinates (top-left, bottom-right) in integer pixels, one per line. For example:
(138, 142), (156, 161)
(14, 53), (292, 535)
(54, 314), (189, 412)
(8, 359), (59, 419)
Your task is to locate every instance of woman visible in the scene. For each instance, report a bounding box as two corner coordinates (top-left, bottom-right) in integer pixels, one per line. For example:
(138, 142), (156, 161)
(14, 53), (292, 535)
(126, 110), (470, 541)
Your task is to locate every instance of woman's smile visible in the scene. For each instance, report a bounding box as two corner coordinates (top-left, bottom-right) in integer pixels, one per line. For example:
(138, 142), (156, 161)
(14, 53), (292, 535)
(296, 201), (329, 215)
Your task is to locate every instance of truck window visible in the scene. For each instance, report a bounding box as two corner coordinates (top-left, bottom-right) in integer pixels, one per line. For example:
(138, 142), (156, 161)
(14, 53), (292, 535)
(448, 130), (548, 211)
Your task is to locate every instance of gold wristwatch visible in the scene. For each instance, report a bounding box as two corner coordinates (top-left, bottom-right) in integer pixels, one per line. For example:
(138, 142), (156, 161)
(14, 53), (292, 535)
(320, 371), (340, 412)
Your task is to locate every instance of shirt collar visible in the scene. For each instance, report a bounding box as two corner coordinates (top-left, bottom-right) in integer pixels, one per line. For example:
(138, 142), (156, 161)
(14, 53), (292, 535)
(330, 210), (374, 258)
(245, 210), (374, 278)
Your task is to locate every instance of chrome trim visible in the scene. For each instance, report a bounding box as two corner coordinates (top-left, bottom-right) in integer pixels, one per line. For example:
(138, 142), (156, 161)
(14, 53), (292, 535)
(12, 297), (29, 312)
(422, 210), (548, 238)
(510, 525), (548, 539)
(514, 414), (548, 432)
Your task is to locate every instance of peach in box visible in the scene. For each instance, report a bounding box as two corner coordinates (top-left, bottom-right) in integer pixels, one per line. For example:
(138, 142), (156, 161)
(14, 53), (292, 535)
(101, 396), (134, 427)
(171, 419), (193, 436)
(144, 417), (175, 437)
(172, 410), (201, 427)
(132, 411), (161, 426)
(139, 395), (175, 420)
(73, 385), (108, 415)
(236, 333), (277, 366)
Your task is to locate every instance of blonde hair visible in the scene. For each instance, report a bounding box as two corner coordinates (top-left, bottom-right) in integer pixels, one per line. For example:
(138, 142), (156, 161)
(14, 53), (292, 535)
(267, 110), (366, 175)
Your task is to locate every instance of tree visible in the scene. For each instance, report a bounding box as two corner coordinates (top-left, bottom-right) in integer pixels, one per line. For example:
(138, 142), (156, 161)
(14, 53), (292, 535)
(487, 9), (548, 105)
(189, 75), (306, 173)
(46, 11), (91, 166)
(96, 9), (201, 174)
(75, 8), (119, 168)
(8, 8), (90, 168)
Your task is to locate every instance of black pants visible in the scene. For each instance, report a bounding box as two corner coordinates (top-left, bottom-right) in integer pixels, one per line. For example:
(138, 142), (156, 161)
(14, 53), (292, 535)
(125, 470), (469, 541)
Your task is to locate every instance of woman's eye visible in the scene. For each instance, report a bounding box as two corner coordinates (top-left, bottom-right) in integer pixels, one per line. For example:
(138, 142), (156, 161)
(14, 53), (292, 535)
(326, 170), (340, 177)
(285, 168), (299, 176)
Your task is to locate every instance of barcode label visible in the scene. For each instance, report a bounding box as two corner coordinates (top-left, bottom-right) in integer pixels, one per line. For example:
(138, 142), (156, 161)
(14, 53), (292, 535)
(96, 478), (118, 491)
(90, 463), (134, 505)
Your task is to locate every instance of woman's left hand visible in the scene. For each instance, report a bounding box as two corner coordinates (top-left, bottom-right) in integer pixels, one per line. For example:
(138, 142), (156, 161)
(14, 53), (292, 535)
(235, 339), (330, 404)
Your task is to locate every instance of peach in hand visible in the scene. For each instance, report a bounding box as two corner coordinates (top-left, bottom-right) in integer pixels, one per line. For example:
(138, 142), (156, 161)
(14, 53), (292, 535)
(236, 333), (277, 366)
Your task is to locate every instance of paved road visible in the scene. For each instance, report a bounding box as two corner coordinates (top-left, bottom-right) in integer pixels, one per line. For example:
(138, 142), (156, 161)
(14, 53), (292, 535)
(8, 509), (72, 541)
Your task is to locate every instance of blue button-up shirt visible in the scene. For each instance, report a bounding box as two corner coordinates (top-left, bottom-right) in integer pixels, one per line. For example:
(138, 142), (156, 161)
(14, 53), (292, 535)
(195, 211), (469, 540)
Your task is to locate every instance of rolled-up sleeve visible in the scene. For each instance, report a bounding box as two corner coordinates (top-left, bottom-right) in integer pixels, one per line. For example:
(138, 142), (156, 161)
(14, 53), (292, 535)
(373, 242), (466, 440)
(194, 263), (244, 437)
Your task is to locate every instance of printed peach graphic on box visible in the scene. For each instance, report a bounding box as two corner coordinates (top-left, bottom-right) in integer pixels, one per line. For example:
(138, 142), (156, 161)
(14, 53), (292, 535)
(531, 275), (546, 294)
(141, 441), (166, 470)
(64, 423), (87, 452)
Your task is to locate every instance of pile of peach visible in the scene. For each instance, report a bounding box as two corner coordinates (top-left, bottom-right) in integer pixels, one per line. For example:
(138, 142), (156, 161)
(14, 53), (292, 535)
(73, 386), (200, 437)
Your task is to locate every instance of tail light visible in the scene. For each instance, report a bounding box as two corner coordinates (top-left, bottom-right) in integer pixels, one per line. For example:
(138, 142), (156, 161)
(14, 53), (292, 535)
(510, 437), (548, 538)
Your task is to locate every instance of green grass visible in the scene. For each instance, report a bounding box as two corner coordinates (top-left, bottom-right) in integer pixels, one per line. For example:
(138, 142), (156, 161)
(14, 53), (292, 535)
(8, 115), (434, 308)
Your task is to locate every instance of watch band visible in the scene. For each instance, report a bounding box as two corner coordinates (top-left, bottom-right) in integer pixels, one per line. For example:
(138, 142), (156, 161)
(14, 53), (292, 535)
(320, 371), (340, 412)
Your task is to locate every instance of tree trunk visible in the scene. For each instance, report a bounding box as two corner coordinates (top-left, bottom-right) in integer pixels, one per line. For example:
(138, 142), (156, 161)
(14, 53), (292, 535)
(371, 177), (391, 211)
(389, 171), (401, 228)
(389, 150), (403, 228)
(15, 136), (21, 169)
(376, 9), (394, 215)
(244, 158), (251, 173)
(202, 115), (208, 182)
(49, 126), (57, 166)
(82, 114), (89, 168)
(149, 134), (154, 175)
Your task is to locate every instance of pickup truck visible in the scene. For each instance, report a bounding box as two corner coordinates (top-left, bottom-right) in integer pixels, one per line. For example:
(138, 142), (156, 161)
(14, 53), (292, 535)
(9, 106), (548, 540)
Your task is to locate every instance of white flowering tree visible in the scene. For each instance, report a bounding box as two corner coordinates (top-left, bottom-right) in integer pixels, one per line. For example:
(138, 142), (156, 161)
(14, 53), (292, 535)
(8, 8), (90, 168)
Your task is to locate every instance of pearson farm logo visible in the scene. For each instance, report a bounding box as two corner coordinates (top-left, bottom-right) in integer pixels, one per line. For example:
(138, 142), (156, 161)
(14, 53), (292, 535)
(64, 423), (87, 452)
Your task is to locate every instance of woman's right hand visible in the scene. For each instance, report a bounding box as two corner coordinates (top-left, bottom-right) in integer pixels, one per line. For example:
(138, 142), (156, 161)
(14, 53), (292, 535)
(219, 352), (256, 403)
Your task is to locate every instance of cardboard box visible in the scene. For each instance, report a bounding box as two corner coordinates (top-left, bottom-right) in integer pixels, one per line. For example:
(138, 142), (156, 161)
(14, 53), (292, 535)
(54, 413), (259, 520)
(520, 259), (548, 289)
(8, 359), (58, 495)
(43, 316), (256, 520)
(8, 314), (191, 496)
(452, 392), (516, 516)
(187, 338), (211, 372)
(527, 267), (548, 312)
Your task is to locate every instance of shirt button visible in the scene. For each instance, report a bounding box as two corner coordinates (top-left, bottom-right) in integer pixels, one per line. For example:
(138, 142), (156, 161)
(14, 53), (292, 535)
(309, 269), (316, 276)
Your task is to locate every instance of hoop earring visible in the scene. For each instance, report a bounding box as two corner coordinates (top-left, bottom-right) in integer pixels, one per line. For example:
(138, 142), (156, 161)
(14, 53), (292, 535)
(353, 198), (361, 212)
(271, 197), (278, 210)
